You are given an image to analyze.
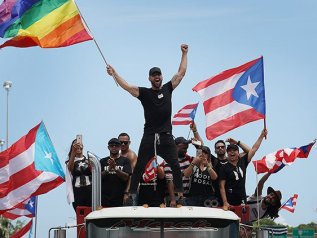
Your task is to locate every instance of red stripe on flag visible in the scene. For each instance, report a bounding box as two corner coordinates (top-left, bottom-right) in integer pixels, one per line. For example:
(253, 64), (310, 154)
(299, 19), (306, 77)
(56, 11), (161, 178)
(0, 123), (40, 167)
(205, 109), (264, 140)
(173, 113), (190, 118)
(172, 120), (193, 125)
(203, 89), (234, 113)
(193, 58), (261, 91)
(0, 163), (41, 199)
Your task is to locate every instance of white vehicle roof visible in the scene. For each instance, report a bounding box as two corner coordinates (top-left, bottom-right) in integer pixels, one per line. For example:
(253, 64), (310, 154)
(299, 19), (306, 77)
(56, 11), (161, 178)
(85, 206), (240, 221)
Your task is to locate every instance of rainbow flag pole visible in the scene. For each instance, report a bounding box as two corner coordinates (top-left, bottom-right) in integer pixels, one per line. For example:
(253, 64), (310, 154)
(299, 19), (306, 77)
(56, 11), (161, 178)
(73, 1), (119, 86)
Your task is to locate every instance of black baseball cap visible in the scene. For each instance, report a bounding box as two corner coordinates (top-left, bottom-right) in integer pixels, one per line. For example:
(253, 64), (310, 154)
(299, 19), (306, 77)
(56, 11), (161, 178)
(201, 146), (211, 155)
(149, 67), (162, 76)
(227, 144), (239, 151)
(108, 138), (121, 145)
(175, 137), (191, 145)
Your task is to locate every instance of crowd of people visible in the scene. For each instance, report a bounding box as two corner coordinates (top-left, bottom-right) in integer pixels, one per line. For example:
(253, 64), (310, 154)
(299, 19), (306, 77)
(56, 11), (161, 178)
(66, 44), (282, 225)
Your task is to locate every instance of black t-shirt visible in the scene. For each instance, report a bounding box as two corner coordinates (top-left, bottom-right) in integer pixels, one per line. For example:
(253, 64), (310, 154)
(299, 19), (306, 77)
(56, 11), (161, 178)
(70, 157), (92, 188)
(100, 156), (132, 206)
(218, 154), (249, 205)
(137, 81), (173, 135)
(213, 157), (228, 199)
(138, 177), (167, 207)
(187, 166), (215, 197)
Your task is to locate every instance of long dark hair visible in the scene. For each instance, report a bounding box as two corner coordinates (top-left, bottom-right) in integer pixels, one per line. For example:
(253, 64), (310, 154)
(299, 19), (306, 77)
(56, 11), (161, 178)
(265, 205), (280, 219)
(67, 139), (86, 161)
(68, 139), (77, 158)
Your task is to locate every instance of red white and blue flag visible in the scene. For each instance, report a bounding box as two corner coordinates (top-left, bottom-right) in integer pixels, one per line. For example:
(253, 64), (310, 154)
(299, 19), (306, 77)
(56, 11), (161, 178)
(0, 122), (65, 212)
(253, 141), (315, 174)
(2, 196), (36, 220)
(280, 194), (298, 213)
(10, 219), (33, 238)
(192, 57), (265, 140)
(142, 157), (158, 183)
(172, 103), (199, 125)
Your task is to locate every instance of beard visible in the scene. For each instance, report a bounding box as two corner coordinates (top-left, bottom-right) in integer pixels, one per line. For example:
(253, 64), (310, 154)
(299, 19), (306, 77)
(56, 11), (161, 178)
(263, 197), (271, 206)
(151, 79), (162, 89)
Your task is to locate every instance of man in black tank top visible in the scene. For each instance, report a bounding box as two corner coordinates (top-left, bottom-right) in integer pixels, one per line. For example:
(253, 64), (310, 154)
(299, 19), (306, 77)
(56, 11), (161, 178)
(106, 44), (189, 198)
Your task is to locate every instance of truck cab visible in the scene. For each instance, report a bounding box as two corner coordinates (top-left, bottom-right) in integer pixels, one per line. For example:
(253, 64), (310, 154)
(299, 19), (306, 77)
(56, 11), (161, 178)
(85, 206), (240, 238)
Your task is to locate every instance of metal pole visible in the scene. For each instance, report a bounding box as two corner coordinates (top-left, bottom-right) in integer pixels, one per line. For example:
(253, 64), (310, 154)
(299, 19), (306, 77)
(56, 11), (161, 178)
(3, 81), (12, 150)
(87, 151), (101, 211)
(34, 197), (38, 238)
(6, 89), (8, 149)
(0, 139), (5, 151)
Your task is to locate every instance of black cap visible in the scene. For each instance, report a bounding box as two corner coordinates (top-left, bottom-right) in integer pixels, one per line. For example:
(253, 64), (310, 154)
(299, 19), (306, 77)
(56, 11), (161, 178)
(201, 146), (211, 155)
(175, 137), (191, 145)
(108, 138), (121, 145)
(227, 144), (239, 151)
(149, 67), (162, 76)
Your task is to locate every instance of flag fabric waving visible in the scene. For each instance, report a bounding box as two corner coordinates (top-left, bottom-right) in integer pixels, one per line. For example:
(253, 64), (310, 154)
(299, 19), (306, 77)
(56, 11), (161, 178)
(172, 103), (199, 125)
(252, 141), (315, 174)
(142, 157), (158, 183)
(0, 0), (93, 48)
(0, 122), (65, 212)
(10, 219), (33, 238)
(192, 57), (265, 140)
(280, 194), (298, 213)
(2, 196), (36, 220)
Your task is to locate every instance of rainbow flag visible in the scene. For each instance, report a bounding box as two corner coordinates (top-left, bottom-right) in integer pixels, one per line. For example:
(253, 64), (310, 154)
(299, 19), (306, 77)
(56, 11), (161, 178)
(0, 0), (93, 48)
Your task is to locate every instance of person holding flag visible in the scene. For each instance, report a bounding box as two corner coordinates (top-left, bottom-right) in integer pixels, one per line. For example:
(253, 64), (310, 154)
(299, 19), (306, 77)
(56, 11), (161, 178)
(238, 172), (282, 238)
(219, 129), (268, 209)
(106, 44), (189, 200)
(247, 172), (282, 222)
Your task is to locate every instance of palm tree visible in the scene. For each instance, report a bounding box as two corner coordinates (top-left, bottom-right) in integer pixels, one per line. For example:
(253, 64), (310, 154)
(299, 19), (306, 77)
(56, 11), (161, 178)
(0, 216), (24, 237)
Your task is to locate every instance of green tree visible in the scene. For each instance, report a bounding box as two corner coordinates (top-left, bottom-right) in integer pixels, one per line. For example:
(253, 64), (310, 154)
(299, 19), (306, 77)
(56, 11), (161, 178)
(0, 217), (24, 237)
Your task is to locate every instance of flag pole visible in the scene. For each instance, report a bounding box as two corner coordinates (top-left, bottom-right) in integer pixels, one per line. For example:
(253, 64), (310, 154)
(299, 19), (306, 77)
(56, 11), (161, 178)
(255, 162), (260, 228)
(34, 196), (38, 238)
(186, 127), (191, 140)
(263, 117), (267, 140)
(73, 0), (118, 86)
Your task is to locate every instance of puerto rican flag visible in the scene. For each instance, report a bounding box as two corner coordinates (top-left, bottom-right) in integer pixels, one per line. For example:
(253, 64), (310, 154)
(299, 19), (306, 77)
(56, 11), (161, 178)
(192, 57), (265, 140)
(253, 141), (315, 174)
(142, 157), (158, 183)
(10, 219), (33, 238)
(280, 194), (298, 213)
(0, 122), (65, 212)
(172, 103), (199, 125)
(2, 196), (36, 220)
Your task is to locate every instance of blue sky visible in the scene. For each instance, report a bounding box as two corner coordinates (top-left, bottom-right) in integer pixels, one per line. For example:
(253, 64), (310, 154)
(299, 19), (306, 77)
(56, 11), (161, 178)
(1, 1), (317, 237)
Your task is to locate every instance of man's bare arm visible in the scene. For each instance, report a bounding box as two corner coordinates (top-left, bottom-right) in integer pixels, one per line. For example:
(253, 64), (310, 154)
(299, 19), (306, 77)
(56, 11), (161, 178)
(171, 44), (188, 89)
(106, 65), (139, 97)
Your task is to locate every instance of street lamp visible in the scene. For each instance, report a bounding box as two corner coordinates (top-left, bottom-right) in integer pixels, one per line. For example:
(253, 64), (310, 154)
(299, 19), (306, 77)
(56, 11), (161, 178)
(3, 81), (12, 150)
(0, 139), (5, 151)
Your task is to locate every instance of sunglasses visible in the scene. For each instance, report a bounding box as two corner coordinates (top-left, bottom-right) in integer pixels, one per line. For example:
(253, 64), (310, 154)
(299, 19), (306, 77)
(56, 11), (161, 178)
(120, 141), (130, 145)
(216, 145), (225, 149)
